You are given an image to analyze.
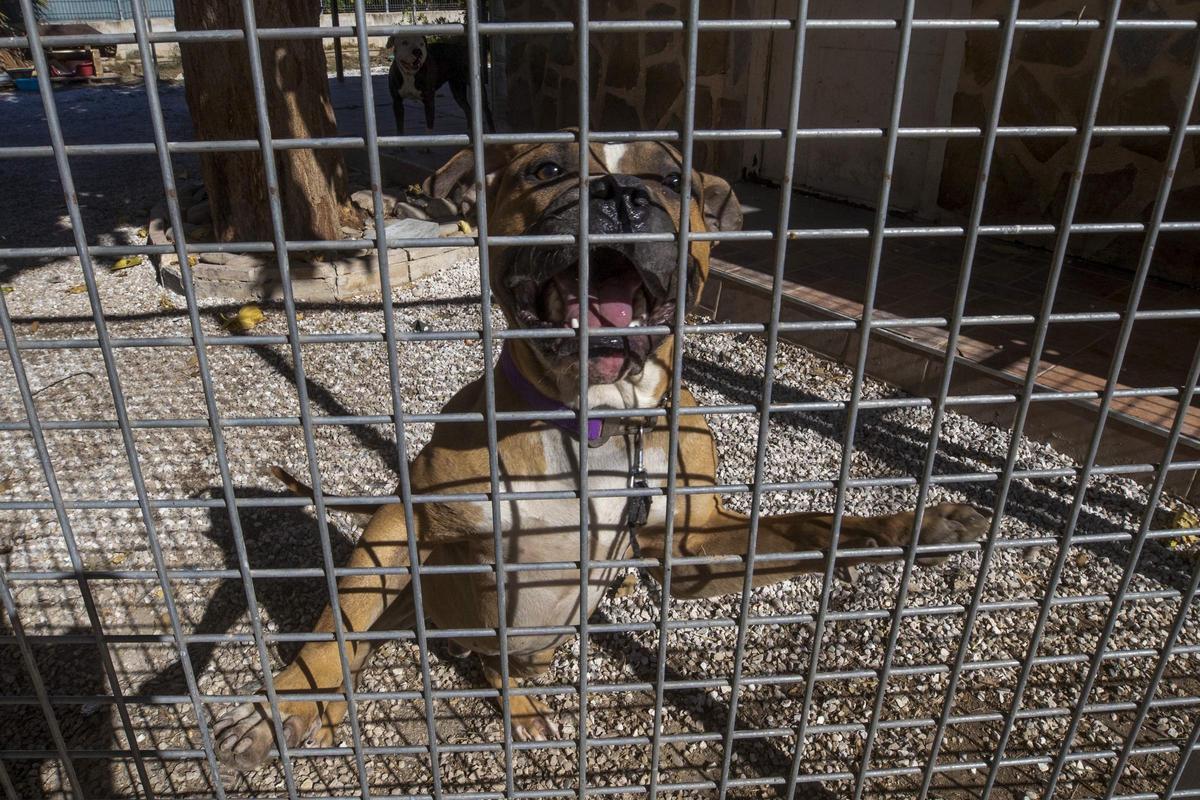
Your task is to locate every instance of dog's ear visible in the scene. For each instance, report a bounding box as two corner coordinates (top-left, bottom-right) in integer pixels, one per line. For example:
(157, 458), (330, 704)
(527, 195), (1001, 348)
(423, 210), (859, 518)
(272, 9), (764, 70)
(423, 146), (508, 219)
(699, 172), (742, 236)
(384, 35), (396, 51)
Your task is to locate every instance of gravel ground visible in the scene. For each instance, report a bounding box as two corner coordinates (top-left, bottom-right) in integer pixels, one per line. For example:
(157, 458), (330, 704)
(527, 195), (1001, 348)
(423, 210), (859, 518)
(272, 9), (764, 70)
(2, 244), (1199, 799)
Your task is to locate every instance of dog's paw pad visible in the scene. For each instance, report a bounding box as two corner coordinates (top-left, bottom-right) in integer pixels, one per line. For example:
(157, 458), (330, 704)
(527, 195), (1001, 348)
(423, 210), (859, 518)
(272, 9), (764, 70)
(510, 697), (560, 742)
(211, 701), (315, 771)
(915, 503), (990, 564)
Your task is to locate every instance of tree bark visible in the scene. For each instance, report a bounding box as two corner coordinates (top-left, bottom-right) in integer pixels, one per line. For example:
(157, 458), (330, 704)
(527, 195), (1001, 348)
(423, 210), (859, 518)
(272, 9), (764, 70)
(175, 0), (347, 243)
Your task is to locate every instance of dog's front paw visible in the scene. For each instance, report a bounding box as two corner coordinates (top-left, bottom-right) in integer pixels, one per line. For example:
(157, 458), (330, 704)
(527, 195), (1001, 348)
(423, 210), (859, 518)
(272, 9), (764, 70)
(510, 695), (561, 742)
(914, 502), (989, 565)
(212, 697), (319, 771)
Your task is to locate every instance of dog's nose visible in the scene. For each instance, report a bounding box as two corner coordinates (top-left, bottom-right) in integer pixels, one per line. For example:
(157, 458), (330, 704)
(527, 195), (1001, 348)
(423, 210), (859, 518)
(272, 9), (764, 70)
(590, 174), (650, 205)
(590, 174), (652, 233)
(412, 48), (423, 57)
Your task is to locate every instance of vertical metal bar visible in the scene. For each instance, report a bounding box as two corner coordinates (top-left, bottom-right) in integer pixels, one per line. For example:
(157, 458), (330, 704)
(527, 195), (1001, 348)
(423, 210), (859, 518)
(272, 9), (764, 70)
(711, 1), (812, 797)
(575, 0), (593, 791)
(780, 3), (917, 797)
(331, 0), (344, 82)
(235, 0), (372, 795)
(916, 3), (1125, 796)
(96, 20), (310, 800)
(100, 1), (242, 794)
(462, 0), (520, 795)
(1106, 490), (1200, 791)
(851, 4), (1020, 797)
(1038, 31), (1200, 800)
(14, 3), (181, 795)
(644, 0), (704, 796)
(0, 758), (17, 800)
(0, 569), (83, 800)
(1166, 716), (1200, 798)
(349, 0), (445, 793)
(979, 10), (1164, 796)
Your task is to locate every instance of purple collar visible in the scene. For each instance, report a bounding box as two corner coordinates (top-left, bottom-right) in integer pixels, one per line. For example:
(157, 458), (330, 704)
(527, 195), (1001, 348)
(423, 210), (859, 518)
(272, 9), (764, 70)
(499, 346), (604, 442)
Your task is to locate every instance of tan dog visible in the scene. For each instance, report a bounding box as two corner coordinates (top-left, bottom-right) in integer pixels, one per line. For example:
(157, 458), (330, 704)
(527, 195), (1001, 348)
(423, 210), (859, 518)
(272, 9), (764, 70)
(211, 139), (989, 769)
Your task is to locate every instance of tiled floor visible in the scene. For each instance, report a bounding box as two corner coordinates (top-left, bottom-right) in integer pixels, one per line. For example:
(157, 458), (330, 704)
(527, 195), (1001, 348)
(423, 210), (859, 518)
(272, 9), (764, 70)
(719, 181), (1200, 439)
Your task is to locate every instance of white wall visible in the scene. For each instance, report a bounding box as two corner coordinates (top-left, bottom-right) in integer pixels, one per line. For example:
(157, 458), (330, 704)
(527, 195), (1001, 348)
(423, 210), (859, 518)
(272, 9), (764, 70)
(752, 0), (968, 217)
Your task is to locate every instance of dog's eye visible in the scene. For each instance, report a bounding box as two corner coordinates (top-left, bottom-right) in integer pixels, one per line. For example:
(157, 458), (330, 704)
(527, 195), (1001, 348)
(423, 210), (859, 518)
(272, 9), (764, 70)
(662, 172), (682, 193)
(530, 161), (564, 182)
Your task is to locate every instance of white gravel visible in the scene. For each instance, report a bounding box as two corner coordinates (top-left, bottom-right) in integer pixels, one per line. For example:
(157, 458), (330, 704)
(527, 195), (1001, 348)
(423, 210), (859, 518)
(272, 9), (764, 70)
(1, 250), (1198, 799)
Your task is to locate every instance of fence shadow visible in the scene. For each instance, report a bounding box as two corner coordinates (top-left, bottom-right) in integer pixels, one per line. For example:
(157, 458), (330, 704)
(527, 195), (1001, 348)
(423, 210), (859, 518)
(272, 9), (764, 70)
(139, 486), (356, 700)
(681, 352), (1196, 592)
(0, 624), (115, 799)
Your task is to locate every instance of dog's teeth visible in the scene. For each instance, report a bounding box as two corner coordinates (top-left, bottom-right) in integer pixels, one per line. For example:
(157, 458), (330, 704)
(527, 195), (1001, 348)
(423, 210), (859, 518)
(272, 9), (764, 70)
(569, 317), (580, 329)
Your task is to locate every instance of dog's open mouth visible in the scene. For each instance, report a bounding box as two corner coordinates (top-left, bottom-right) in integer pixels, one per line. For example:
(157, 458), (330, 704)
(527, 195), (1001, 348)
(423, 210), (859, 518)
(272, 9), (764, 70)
(508, 247), (680, 383)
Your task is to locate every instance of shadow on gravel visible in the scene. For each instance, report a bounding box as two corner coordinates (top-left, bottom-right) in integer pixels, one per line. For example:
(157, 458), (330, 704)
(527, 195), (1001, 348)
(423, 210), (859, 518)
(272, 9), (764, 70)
(683, 352), (1197, 593)
(0, 623), (116, 798)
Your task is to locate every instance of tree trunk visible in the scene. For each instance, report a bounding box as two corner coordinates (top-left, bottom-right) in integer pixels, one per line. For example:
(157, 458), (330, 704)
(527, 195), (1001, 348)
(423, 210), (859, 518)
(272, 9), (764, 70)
(175, 0), (347, 243)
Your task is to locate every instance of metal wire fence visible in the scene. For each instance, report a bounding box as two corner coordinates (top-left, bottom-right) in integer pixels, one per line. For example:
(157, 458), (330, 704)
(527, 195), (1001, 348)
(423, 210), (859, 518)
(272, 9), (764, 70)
(1, 0), (1200, 798)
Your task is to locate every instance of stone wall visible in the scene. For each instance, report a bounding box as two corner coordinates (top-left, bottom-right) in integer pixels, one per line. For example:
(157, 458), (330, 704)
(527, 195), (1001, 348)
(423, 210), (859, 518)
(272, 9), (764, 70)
(498, 0), (767, 178)
(937, 0), (1200, 286)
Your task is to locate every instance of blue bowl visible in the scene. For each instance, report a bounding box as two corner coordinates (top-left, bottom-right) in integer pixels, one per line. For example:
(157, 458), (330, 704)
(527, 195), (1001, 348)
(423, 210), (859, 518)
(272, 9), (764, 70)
(14, 77), (42, 91)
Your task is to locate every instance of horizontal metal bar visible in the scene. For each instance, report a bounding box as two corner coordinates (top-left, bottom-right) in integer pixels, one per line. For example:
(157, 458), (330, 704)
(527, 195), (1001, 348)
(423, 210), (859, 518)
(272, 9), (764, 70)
(9, 220), (1200, 263)
(5, 456), (1199, 512)
(6, 124), (1200, 161)
(0, 382), (1186, 434)
(2, 15), (1196, 50)
(0, 588), (1190, 651)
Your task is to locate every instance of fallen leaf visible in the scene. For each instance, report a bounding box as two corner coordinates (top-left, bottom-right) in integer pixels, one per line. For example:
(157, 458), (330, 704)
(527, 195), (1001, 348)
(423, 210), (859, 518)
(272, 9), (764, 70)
(0, 476), (11, 493)
(136, 227), (148, 238)
(66, 284), (87, 294)
(187, 255), (198, 266)
(158, 296), (176, 311)
(110, 552), (127, 565)
(223, 304), (264, 333)
(1171, 508), (1199, 530)
(28, 321), (39, 334)
(112, 255), (144, 271)
(1, 286), (13, 294)
(457, 219), (473, 235)
(295, 311), (305, 321)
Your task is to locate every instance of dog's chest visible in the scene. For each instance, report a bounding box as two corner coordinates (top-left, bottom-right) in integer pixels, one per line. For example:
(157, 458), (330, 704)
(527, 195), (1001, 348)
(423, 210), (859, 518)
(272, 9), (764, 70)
(394, 67), (422, 100)
(461, 428), (668, 651)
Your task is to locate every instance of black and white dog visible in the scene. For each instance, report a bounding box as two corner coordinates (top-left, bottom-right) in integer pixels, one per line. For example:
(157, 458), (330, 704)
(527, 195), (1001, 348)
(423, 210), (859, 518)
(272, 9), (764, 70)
(385, 34), (496, 137)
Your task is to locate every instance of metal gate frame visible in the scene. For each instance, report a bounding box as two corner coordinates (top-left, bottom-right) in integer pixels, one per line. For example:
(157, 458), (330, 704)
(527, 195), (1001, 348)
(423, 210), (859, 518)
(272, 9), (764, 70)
(2, 0), (1200, 797)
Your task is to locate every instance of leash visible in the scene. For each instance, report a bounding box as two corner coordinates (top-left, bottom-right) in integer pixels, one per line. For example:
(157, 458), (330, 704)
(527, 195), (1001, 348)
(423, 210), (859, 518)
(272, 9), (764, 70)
(623, 425), (651, 558)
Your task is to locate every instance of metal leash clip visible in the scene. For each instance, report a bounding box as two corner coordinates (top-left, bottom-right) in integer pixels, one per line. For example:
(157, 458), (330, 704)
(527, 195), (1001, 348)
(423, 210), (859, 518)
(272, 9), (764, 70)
(625, 425), (651, 531)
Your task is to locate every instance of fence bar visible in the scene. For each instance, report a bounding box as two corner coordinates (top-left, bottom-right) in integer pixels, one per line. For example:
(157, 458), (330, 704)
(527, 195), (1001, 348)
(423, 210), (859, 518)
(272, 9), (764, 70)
(645, 0), (703, 795)
(575, 0), (594, 792)
(0, 572), (84, 799)
(349, 0), (445, 793)
(711, 0), (809, 796)
(851, 2), (1021, 797)
(4, 15), (1199, 50)
(978, 0), (1179, 790)
(461, 0), (520, 794)
(236, 0), (373, 794)
(917, 1), (1126, 795)
(1037, 29), (1200, 799)
(782, 2), (918, 795)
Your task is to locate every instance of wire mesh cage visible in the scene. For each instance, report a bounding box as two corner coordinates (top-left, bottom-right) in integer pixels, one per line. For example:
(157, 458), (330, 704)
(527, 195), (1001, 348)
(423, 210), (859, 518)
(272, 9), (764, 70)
(2, 0), (1200, 798)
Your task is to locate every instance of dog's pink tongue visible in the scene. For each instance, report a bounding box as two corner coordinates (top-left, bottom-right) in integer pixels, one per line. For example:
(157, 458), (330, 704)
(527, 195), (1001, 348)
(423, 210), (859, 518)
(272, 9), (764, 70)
(555, 271), (639, 328)
(555, 269), (640, 382)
